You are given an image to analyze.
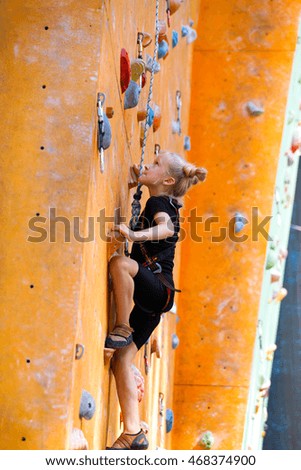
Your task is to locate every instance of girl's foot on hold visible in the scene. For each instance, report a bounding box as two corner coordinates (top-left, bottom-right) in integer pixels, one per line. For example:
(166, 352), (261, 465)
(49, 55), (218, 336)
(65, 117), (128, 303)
(105, 323), (134, 349)
(106, 429), (149, 450)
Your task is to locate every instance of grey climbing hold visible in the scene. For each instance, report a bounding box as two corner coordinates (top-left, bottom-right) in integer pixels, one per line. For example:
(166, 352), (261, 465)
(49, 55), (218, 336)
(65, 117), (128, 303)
(184, 136), (191, 150)
(246, 101), (264, 116)
(79, 389), (96, 420)
(234, 212), (246, 233)
(124, 80), (141, 110)
(172, 333), (179, 349)
(145, 54), (160, 74)
(166, 408), (174, 433)
(100, 114), (112, 150)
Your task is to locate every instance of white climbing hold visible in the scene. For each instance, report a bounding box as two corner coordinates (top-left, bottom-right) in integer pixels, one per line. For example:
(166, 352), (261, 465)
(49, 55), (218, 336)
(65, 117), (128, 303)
(246, 101), (264, 116)
(145, 53), (160, 74)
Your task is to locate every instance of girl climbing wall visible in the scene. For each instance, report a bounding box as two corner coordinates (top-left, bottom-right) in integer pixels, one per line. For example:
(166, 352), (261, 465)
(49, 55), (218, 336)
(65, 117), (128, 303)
(105, 150), (207, 450)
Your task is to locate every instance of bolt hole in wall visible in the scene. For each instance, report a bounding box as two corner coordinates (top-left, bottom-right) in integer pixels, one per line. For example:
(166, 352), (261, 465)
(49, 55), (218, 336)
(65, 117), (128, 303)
(40, 146), (44, 150)
(42, 85), (46, 89)
(44, 26), (48, 30)
(26, 359), (30, 364)
(21, 437), (26, 442)
(30, 285), (34, 289)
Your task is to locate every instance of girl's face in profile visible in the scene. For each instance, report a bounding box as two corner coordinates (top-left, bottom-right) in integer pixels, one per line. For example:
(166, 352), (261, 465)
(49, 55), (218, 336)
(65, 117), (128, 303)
(138, 152), (171, 187)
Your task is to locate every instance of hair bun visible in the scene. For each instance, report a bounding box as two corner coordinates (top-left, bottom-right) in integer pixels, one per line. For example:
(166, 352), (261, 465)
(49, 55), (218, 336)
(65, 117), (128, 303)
(183, 164), (207, 182)
(195, 167), (208, 182)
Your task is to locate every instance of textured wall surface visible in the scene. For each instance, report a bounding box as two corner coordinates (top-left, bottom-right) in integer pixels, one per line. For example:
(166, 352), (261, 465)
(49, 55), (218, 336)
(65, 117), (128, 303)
(0, 0), (200, 450)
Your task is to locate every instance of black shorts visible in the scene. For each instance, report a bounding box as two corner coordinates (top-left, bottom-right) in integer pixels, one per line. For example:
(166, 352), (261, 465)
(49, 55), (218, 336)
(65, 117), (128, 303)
(129, 264), (174, 350)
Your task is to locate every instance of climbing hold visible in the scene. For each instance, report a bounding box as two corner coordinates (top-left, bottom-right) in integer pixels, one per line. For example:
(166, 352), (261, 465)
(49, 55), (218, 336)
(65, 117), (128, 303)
(201, 431), (215, 450)
(181, 25), (189, 37)
(106, 107), (114, 119)
(184, 136), (191, 151)
(273, 287), (288, 302)
(141, 72), (147, 88)
(97, 92), (111, 173)
(99, 114), (111, 150)
(234, 212), (246, 233)
(137, 110), (147, 122)
(75, 343), (85, 360)
(146, 106), (155, 127)
(69, 428), (88, 450)
(270, 268), (281, 283)
(169, 0), (183, 14)
(145, 53), (160, 74)
(97, 93), (111, 150)
(166, 409), (174, 433)
(132, 365), (145, 402)
(186, 27), (197, 44)
(285, 150), (295, 166)
(120, 48), (131, 93)
(151, 337), (161, 358)
(158, 19), (167, 40)
(144, 342), (150, 375)
(171, 333), (179, 349)
(246, 101), (264, 116)
(131, 58), (145, 82)
(124, 80), (141, 109)
(266, 344), (277, 361)
(172, 120), (181, 134)
(79, 390), (96, 420)
(153, 104), (162, 132)
(141, 32), (152, 48)
(265, 247), (277, 270)
(158, 39), (169, 60)
(172, 90), (182, 135)
(278, 247), (288, 261)
(259, 379), (271, 398)
(290, 122), (301, 153)
(172, 30), (178, 48)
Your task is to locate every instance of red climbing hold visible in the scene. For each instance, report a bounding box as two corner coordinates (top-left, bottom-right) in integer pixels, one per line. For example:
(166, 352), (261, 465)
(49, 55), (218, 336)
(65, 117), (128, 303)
(290, 122), (301, 153)
(141, 72), (147, 88)
(120, 48), (131, 94)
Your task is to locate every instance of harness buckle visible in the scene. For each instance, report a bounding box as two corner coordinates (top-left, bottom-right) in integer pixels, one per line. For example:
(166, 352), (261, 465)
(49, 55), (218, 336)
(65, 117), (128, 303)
(151, 262), (162, 274)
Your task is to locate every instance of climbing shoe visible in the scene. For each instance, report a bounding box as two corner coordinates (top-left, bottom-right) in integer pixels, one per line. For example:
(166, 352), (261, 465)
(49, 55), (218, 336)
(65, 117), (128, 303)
(105, 323), (134, 349)
(106, 429), (149, 450)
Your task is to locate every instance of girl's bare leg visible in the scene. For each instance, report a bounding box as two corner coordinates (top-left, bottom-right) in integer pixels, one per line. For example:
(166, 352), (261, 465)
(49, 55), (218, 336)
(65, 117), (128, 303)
(111, 342), (140, 434)
(108, 255), (138, 343)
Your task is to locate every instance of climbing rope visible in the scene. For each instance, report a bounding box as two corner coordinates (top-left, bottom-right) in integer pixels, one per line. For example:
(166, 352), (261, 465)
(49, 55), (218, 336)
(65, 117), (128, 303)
(129, 0), (160, 232)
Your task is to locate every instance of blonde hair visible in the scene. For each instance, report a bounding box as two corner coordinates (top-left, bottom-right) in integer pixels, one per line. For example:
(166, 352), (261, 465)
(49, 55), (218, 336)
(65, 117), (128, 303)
(164, 152), (207, 198)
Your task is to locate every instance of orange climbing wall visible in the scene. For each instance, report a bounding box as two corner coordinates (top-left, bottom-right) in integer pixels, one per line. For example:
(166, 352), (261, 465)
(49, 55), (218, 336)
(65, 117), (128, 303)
(0, 0), (200, 450)
(172, 0), (301, 450)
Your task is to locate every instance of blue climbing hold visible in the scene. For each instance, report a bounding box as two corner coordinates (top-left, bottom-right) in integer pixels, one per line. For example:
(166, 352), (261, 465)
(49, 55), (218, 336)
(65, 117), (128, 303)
(234, 212), (246, 233)
(181, 25), (189, 37)
(172, 333), (179, 349)
(124, 80), (141, 109)
(158, 40), (169, 60)
(166, 408), (174, 433)
(172, 30), (179, 48)
(146, 106), (155, 127)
